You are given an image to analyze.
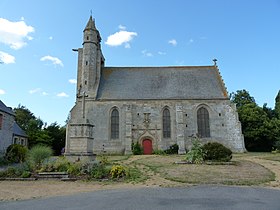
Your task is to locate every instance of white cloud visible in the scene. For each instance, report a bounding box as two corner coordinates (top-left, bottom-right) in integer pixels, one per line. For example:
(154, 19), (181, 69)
(0, 51), (15, 64)
(49, 36), (53, 40)
(124, 43), (131, 49)
(57, 92), (69, 97)
(40, 55), (63, 67)
(168, 39), (177, 46)
(29, 88), (41, 94)
(141, 50), (153, 57)
(105, 30), (137, 47)
(29, 88), (48, 96)
(158, 51), (166, 55)
(0, 89), (6, 95)
(118, 25), (126, 30)
(187, 39), (194, 45)
(69, 79), (77, 84)
(0, 17), (35, 50)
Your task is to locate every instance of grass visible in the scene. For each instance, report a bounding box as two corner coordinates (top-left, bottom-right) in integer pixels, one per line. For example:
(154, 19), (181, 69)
(113, 154), (276, 186)
(260, 153), (280, 162)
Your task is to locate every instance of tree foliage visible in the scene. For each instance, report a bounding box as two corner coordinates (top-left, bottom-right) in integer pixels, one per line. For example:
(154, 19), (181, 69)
(275, 91), (280, 119)
(231, 90), (280, 152)
(230, 89), (256, 109)
(13, 105), (66, 155)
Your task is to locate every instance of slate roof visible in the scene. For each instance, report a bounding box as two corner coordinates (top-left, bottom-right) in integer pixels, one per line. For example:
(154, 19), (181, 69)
(13, 122), (27, 137)
(97, 66), (228, 100)
(0, 100), (15, 115)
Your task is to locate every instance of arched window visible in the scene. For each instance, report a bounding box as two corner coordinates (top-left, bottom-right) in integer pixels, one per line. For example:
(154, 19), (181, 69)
(163, 108), (171, 138)
(197, 107), (210, 138)
(111, 108), (119, 139)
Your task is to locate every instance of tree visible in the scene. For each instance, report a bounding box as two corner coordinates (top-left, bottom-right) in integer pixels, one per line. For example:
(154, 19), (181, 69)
(231, 90), (280, 152)
(263, 103), (275, 119)
(14, 105), (36, 131)
(238, 103), (272, 151)
(275, 90), (280, 119)
(45, 122), (66, 155)
(230, 89), (256, 109)
(14, 105), (54, 148)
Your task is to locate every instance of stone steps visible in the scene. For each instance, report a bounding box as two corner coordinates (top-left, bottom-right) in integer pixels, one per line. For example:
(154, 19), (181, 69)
(36, 172), (69, 179)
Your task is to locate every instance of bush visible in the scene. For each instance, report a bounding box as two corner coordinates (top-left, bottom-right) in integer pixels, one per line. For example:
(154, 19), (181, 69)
(110, 165), (127, 179)
(165, 144), (179, 154)
(67, 162), (83, 176)
(5, 144), (28, 163)
(0, 156), (9, 166)
(132, 142), (143, 155)
(153, 149), (166, 155)
(202, 142), (232, 162)
(185, 138), (204, 164)
(27, 145), (53, 170)
(90, 163), (109, 179)
(0, 163), (32, 178)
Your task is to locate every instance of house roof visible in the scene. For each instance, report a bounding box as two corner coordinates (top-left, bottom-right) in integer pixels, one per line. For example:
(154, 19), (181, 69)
(96, 65), (228, 100)
(0, 100), (15, 115)
(13, 122), (27, 137)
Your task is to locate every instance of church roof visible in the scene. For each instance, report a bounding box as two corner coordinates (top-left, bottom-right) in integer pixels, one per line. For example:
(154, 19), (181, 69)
(97, 66), (228, 100)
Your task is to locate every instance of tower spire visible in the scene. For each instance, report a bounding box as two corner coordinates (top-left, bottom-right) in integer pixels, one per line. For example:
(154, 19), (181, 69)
(84, 15), (96, 31)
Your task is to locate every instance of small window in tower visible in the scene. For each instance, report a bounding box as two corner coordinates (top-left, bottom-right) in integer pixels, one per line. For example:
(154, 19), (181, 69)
(85, 80), (87, 85)
(87, 36), (89, 40)
(86, 61), (88, 65)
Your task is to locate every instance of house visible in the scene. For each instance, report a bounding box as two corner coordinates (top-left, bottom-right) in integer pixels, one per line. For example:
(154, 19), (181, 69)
(65, 16), (245, 160)
(0, 100), (28, 155)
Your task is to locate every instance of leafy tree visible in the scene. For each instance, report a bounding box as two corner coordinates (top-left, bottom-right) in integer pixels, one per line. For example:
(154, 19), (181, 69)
(238, 103), (272, 151)
(275, 90), (280, 119)
(231, 90), (280, 152)
(230, 89), (256, 109)
(263, 103), (275, 119)
(45, 123), (66, 155)
(13, 105), (66, 152)
(14, 105), (37, 131)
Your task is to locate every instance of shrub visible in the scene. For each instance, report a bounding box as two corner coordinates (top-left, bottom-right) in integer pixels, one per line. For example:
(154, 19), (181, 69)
(185, 138), (204, 164)
(21, 171), (31, 178)
(0, 156), (9, 166)
(67, 162), (83, 176)
(153, 149), (166, 155)
(90, 163), (109, 179)
(132, 142), (143, 155)
(27, 145), (53, 170)
(202, 142), (232, 162)
(5, 144), (28, 163)
(165, 144), (179, 154)
(110, 165), (127, 179)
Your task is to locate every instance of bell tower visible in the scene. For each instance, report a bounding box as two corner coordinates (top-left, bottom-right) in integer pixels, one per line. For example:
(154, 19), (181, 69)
(65, 16), (105, 161)
(76, 15), (104, 99)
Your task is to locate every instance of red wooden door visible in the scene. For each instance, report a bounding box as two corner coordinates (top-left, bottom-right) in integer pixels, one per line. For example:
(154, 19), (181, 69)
(142, 139), (153, 155)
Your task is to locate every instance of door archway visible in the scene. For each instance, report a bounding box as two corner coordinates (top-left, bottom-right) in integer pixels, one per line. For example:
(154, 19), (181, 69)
(142, 139), (153, 155)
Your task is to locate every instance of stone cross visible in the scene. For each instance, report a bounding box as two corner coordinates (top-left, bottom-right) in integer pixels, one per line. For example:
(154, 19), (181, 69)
(81, 91), (88, 118)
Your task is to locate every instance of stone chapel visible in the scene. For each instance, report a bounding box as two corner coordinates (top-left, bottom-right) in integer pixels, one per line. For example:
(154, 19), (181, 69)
(65, 16), (245, 160)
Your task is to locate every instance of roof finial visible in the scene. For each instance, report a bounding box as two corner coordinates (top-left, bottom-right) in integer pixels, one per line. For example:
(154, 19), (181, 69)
(90, 9), (92, 17)
(213, 58), (217, 66)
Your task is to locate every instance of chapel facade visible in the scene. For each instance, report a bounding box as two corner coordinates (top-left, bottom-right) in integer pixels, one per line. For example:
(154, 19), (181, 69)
(65, 16), (245, 159)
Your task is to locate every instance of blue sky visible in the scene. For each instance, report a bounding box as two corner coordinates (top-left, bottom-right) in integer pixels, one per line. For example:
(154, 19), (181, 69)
(0, 0), (279, 125)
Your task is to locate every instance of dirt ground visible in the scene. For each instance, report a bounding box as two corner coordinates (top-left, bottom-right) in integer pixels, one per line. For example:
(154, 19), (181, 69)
(0, 154), (280, 201)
